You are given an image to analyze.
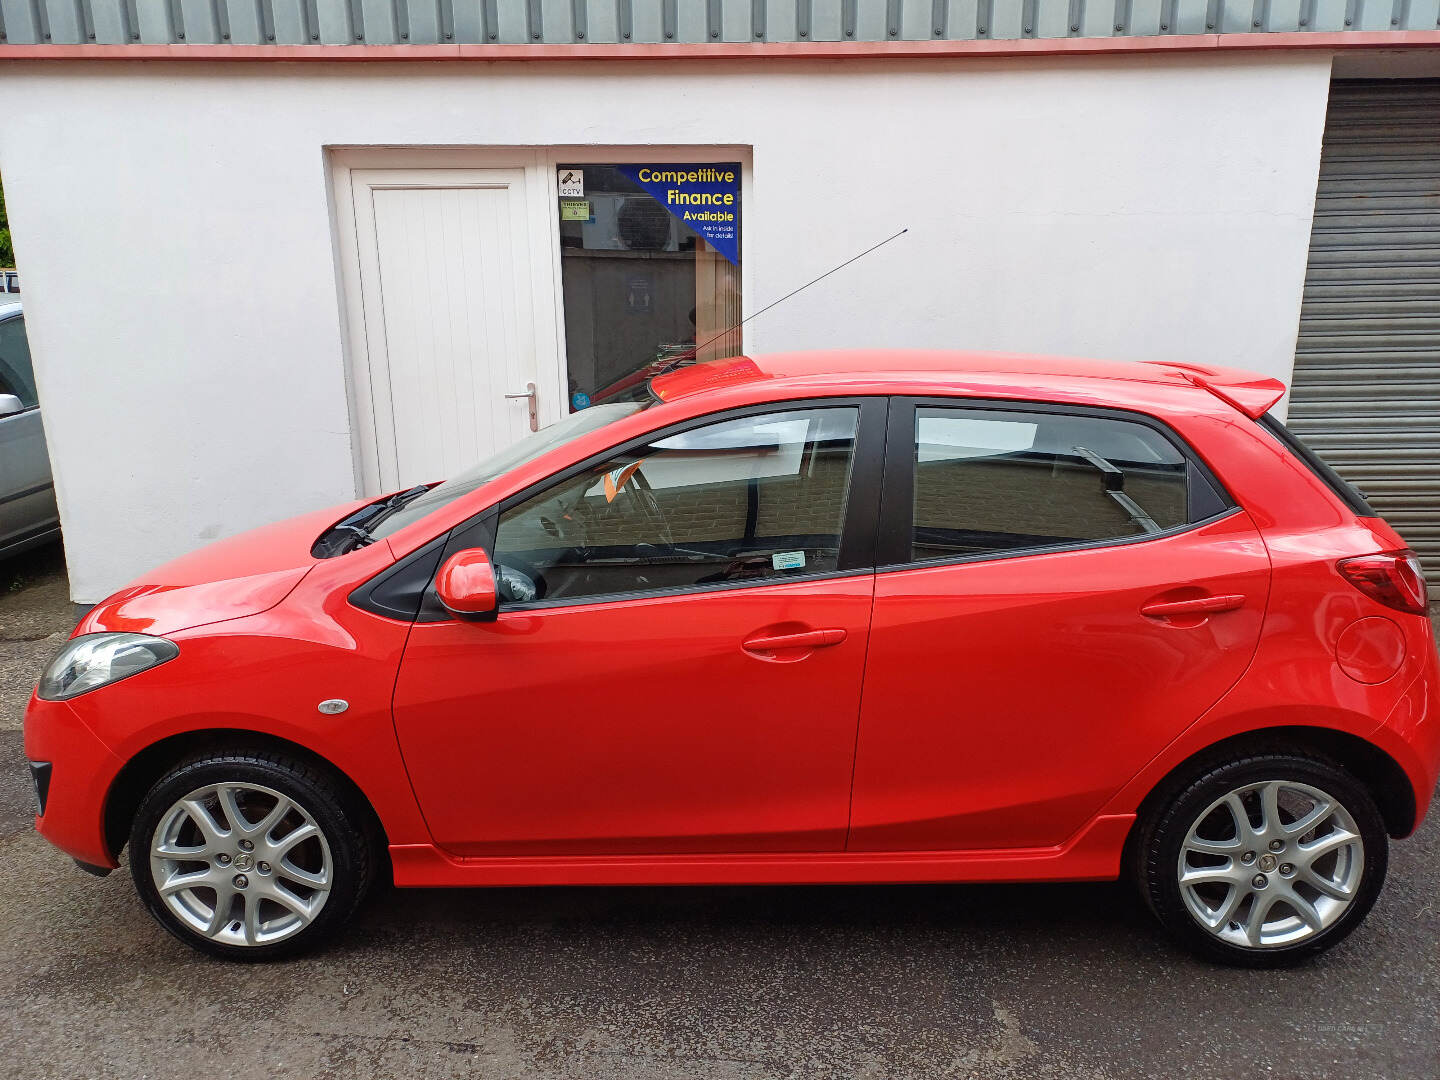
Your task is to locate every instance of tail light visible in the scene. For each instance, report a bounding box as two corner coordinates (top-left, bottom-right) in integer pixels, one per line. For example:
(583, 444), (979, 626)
(1337, 549), (1428, 616)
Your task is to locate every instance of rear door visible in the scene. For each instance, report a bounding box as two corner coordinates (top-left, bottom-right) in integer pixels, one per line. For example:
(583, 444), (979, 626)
(393, 399), (886, 856)
(849, 399), (1271, 851)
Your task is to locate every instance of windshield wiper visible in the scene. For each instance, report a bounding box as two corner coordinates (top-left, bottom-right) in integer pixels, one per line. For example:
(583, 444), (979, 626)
(1070, 446), (1162, 534)
(361, 484), (431, 531)
(311, 484), (432, 558)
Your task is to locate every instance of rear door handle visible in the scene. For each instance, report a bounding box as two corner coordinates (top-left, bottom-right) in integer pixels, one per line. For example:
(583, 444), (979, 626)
(742, 628), (847, 655)
(1140, 594), (1246, 618)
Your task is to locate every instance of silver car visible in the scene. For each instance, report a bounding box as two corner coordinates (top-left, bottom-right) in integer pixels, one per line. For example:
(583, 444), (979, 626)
(0, 301), (59, 557)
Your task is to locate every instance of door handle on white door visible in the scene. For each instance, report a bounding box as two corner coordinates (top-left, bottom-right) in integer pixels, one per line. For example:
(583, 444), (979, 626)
(504, 382), (539, 432)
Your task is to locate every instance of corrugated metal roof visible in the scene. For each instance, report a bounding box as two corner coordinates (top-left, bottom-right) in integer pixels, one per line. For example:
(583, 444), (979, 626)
(0, 0), (1437, 47)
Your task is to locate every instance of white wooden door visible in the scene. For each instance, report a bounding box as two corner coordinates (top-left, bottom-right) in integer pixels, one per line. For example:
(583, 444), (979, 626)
(345, 168), (559, 494)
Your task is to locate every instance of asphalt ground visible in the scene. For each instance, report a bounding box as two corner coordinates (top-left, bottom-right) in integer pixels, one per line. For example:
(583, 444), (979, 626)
(1, 541), (1436, 1080)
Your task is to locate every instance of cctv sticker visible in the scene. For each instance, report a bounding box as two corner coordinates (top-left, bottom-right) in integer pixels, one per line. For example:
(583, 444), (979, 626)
(558, 169), (584, 197)
(772, 551), (806, 571)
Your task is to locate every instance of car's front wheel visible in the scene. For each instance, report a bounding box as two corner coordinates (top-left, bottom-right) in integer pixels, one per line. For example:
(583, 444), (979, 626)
(128, 751), (375, 960)
(1137, 753), (1388, 967)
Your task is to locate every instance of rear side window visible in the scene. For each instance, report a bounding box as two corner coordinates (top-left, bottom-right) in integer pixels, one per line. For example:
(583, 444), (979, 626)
(1257, 413), (1374, 517)
(909, 406), (1228, 562)
(0, 316), (37, 409)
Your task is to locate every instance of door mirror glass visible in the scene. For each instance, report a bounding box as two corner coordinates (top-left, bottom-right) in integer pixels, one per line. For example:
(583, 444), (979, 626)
(434, 549), (498, 620)
(0, 393), (24, 418)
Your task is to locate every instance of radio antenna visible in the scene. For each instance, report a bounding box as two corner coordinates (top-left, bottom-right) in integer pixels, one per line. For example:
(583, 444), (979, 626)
(687, 227), (909, 361)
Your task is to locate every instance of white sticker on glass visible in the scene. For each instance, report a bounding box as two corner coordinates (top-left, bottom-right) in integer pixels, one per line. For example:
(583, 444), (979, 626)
(772, 551), (806, 571)
(558, 169), (584, 197)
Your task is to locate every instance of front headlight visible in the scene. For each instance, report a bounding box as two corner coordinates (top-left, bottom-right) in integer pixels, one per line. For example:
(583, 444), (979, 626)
(37, 633), (179, 701)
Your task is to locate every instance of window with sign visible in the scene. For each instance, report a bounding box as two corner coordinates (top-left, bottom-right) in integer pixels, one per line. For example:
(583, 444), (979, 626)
(556, 163), (742, 412)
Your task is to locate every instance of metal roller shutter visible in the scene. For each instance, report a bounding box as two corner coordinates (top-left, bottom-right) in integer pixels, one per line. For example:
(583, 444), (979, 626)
(1290, 79), (1440, 599)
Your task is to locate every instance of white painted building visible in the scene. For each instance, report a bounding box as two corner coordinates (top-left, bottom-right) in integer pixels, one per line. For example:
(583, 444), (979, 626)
(0, 1), (1437, 601)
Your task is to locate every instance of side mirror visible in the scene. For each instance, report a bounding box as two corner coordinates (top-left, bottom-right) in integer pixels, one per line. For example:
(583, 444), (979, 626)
(0, 394), (24, 419)
(435, 548), (498, 621)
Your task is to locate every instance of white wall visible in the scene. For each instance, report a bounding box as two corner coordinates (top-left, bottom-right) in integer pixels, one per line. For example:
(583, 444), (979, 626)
(0, 53), (1333, 601)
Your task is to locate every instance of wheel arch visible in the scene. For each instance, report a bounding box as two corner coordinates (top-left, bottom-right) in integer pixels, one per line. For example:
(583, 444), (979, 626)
(103, 728), (391, 869)
(1122, 725), (1416, 872)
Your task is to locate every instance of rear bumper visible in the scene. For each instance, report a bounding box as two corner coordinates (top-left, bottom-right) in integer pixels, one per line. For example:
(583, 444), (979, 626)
(22, 692), (124, 869)
(1371, 637), (1440, 835)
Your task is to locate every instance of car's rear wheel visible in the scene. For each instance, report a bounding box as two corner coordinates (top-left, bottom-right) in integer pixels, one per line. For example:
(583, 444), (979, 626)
(1136, 754), (1387, 967)
(128, 751), (374, 960)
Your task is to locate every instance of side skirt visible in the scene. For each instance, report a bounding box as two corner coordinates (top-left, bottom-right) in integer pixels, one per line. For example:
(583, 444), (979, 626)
(388, 814), (1135, 888)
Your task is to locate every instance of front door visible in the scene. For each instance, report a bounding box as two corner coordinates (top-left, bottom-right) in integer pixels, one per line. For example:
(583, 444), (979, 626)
(345, 168), (560, 494)
(849, 400), (1272, 851)
(392, 401), (883, 856)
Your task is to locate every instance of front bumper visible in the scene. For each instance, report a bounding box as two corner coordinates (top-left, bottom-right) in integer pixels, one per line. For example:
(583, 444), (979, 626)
(22, 692), (125, 869)
(27, 760), (51, 816)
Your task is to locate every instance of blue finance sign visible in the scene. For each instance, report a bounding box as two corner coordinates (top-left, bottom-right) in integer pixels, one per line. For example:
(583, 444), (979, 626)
(618, 164), (741, 267)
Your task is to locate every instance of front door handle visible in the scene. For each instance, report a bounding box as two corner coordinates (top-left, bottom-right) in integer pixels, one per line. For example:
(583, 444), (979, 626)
(503, 382), (539, 432)
(742, 628), (847, 658)
(1141, 594), (1246, 619)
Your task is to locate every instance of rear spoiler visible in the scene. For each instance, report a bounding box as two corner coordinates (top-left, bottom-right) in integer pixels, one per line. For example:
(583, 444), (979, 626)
(1141, 361), (1287, 420)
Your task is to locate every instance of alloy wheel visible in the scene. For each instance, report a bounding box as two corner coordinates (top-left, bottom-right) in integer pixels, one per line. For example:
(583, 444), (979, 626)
(149, 782), (333, 947)
(1177, 779), (1363, 949)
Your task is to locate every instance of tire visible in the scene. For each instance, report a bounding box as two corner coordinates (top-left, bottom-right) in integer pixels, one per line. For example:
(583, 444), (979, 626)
(128, 750), (376, 961)
(1134, 753), (1388, 968)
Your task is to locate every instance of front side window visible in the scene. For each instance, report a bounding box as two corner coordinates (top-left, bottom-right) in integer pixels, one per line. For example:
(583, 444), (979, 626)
(494, 407), (858, 605)
(0, 316), (36, 409)
(910, 406), (1220, 562)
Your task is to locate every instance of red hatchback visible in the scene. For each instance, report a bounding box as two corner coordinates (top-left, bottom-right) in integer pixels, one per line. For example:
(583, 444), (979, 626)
(24, 351), (1440, 965)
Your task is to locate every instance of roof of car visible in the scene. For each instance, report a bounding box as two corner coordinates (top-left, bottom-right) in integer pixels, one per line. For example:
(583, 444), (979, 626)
(648, 350), (1287, 419)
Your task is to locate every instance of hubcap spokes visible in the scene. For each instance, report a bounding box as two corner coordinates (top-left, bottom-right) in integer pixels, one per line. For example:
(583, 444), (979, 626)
(1178, 779), (1363, 949)
(150, 782), (333, 947)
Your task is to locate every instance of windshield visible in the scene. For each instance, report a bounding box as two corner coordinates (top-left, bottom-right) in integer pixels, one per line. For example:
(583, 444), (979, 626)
(368, 401), (651, 541)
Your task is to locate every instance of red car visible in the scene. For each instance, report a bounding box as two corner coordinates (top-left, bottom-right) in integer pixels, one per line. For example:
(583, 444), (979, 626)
(24, 351), (1440, 966)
